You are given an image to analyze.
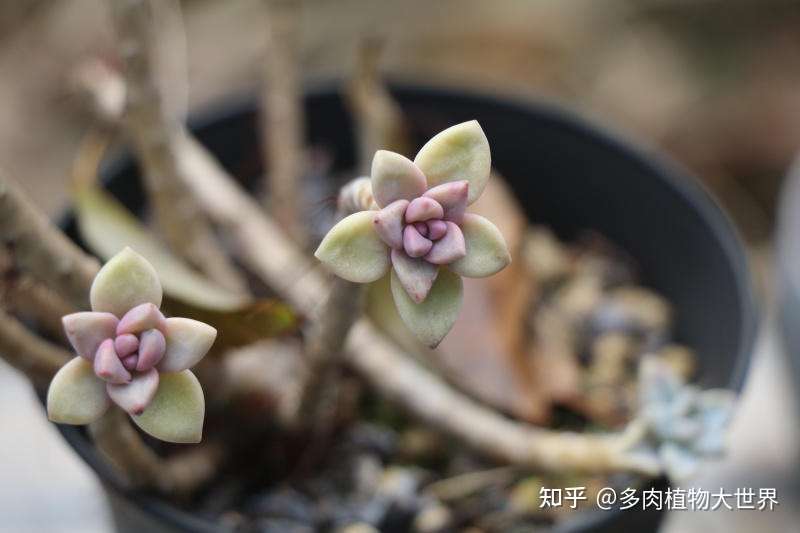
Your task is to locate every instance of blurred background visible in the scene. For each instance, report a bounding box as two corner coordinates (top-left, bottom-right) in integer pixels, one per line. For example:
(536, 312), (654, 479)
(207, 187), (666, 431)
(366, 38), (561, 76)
(0, 0), (798, 531)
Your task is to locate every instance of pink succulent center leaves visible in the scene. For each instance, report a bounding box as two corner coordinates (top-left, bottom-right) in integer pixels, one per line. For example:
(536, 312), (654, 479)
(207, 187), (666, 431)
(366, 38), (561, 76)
(77, 304), (170, 413)
(371, 187), (470, 303)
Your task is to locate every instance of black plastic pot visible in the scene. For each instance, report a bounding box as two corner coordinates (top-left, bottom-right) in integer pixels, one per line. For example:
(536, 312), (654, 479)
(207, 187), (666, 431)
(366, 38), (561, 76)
(54, 85), (758, 533)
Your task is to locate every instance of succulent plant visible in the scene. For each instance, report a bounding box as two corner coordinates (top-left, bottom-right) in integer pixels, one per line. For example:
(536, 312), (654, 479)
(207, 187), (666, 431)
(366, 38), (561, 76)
(634, 355), (735, 480)
(47, 247), (216, 443)
(315, 121), (511, 347)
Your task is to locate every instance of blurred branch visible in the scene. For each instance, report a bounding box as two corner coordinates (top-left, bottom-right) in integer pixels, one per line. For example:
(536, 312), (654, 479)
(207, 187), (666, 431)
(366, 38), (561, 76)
(0, 174), (99, 309)
(0, 307), (67, 389)
(345, 38), (410, 173)
(74, 40), (660, 476)
(109, 0), (248, 294)
(260, 0), (307, 244)
(1, 272), (75, 341)
(181, 160), (660, 476)
(90, 408), (221, 495)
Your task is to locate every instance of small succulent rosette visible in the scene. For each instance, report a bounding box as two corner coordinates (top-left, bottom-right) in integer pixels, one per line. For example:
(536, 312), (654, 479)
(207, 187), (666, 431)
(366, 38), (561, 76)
(47, 247), (216, 443)
(315, 120), (511, 347)
(635, 355), (735, 480)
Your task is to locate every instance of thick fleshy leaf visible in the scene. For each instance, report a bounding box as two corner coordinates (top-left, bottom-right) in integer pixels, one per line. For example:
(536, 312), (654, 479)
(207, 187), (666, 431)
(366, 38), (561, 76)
(391, 249), (439, 304)
(390, 267), (463, 348)
(114, 334), (139, 358)
(62, 312), (119, 360)
(423, 181), (469, 224)
(47, 357), (110, 425)
(315, 211), (391, 283)
(158, 317), (217, 372)
(90, 247), (163, 318)
(76, 186), (248, 311)
(403, 224), (433, 258)
(116, 303), (166, 335)
(449, 214), (511, 278)
(425, 222), (466, 265)
(414, 121), (490, 205)
(93, 339), (131, 384)
(137, 329), (167, 371)
(132, 370), (205, 444)
(373, 199), (409, 249)
(370, 150), (427, 208)
(405, 197), (444, 223)
(76, 184), (298, 349)
(427, 220), (447, 240)
(414, 222), (429, 237)
(121, 354), (138, 371)
(107, 369), (160, 415)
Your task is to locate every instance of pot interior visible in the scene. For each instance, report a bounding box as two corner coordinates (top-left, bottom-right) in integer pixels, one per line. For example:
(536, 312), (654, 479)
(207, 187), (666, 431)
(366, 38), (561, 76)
(58, 85), (758, 532)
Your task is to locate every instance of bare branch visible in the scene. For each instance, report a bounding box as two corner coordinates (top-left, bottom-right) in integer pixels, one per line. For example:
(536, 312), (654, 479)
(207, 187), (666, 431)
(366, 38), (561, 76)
(109, 0), (248, 294)
(182, 161), (661, 475)
(75, 48), (661, 476)
(260, 0), (306, 244)
(89, 407), (220, 495)
(0, 307), (68, 388)
(346, 38), (410, 173)
(0, 174), (99, 309)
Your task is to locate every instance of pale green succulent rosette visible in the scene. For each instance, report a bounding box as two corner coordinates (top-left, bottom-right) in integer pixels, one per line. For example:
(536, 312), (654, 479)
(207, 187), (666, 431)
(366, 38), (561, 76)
(47, 247), (216, 444)
(315, 121), (511, 347)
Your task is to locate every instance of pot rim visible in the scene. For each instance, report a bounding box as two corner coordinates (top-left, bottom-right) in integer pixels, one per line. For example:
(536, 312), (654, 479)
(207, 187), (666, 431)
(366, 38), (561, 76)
(47, 81), (759, 533)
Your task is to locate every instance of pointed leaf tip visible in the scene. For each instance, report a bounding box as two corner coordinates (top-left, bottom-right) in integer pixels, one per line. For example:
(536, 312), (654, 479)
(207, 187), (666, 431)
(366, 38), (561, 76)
(390, 267), (463, 348)
(47, 357), (110, 425)
(449, 214), (511, 278)
(414, 121), (490, 205)
(371, 150), (427, 208)
(132, 370), (205, 444)
(315, 211), (391, 283)
(158, 317), (217, 372)
(62, 312), (119, 360)
(391, 249), (439, 304)
(90, 247), (163, 317)
(107, 369), (159, 415)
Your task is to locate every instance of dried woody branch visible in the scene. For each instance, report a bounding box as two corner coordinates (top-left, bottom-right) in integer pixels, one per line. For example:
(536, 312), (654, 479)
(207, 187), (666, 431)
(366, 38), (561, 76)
(186, 165), (659, 475)
(0, 176), (98, 309)
(260, 0), (307, 244)
(110, 0), (247, 294)
(345, 37), (410, 172)
(78, 47), (661, 476)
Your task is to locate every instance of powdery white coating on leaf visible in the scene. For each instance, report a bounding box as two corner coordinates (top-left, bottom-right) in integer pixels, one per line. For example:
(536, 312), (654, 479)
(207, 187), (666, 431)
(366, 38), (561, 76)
(132, 370), (205, 444)
(414, 121), (490, 205)
(390, 267), (463, 348)
(390, 249), (439, 304)
(47, 357), (110, 425)
(370, 150), (428, 208)
(62, 312), (119, 360)
(449, 214), (511, 278)
(90, 247), (163, 318)
(315, 211), (391, 283)
(157, 317), (217, 373)
(107, 368), (160, 415)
